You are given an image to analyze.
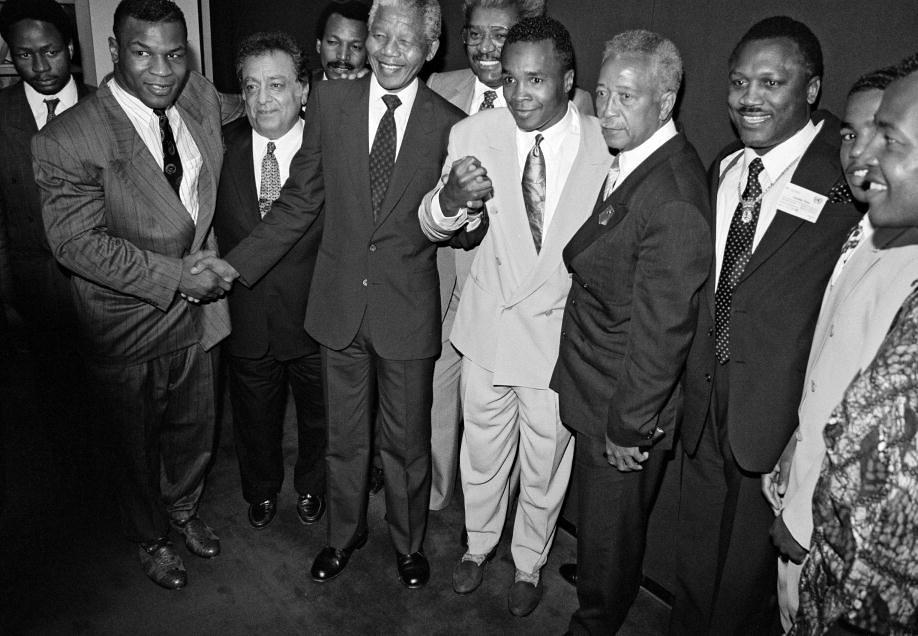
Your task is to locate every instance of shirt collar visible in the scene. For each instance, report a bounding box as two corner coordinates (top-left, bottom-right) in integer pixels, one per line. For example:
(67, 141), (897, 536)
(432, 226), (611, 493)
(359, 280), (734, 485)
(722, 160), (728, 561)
(109, 76), (175, 119)
(369, 73), (419, 113)
(471, 77), (505, 110)
(252, 118), (304, 153)
(24, 75), (78, 121)
(517, 101), (578, 146)
(743, 118), (821, 182)
(618, 118), (678, 178)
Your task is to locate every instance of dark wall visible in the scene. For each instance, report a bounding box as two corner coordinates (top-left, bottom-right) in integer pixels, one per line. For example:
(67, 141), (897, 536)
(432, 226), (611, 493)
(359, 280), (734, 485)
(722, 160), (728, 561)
(211, 0), (918, 165)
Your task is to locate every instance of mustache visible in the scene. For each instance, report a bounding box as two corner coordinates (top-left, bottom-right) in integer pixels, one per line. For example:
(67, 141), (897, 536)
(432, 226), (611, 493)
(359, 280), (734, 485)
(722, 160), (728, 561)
(473, 54), (500, 63)
(328, 61), (356, 71)
(735, 107), (769, 116)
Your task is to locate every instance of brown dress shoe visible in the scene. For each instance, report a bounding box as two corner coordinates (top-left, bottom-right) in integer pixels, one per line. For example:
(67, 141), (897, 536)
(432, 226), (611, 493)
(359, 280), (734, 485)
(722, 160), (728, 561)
(508, 579), (543, 617)
(452, 547), (497, 594)
(173, 517), (221, 558)
(139, 539), (186, 589)
(296, 494), (325, 525)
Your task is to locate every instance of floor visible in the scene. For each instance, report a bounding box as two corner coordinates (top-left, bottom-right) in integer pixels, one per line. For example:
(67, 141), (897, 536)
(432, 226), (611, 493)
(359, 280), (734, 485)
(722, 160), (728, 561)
(0, 336), (670, 635)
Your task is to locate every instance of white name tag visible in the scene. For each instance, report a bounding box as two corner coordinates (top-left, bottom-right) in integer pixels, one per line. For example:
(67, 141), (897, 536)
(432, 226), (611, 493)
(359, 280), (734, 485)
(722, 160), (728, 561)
(777, 183), (827, 223)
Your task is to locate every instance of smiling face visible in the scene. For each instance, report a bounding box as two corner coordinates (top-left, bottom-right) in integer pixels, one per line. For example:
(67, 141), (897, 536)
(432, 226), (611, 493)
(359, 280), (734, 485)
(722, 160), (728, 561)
(464, 6), (518, 89)
(863, 74), (918, 228)
(317, 12), (367, 80)
(110, 18), (188, 110)
(595, 52), (674, 152)
(365, 4), (437, 92)
(727, 37), (820, 155)
(501, 39), (573, 133)
(242, 50), (307, 140)
(840, 88), (883, 203)
(8, 18), (73, 95)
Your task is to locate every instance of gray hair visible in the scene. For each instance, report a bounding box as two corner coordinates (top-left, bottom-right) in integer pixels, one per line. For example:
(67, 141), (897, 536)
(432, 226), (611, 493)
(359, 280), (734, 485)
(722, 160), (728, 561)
(602, 29), (683, 96)
(368, 0), (441, 42)
(461, 0), (545, 24)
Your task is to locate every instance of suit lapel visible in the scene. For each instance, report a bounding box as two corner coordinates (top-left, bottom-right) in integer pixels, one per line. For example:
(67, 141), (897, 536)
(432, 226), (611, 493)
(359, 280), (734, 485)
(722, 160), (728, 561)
(224, 122), (260, 226)
(340, 78), (373, 224)
(5, 84), (38, 151)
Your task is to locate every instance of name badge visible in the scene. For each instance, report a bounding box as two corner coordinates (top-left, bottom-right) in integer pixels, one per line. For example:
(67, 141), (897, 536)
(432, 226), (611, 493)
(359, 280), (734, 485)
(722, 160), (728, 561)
(777, 183), (827, 223)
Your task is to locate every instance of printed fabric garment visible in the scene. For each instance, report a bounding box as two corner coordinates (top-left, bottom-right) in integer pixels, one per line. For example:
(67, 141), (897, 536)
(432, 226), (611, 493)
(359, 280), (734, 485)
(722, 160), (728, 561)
(794, 284), (918, 635)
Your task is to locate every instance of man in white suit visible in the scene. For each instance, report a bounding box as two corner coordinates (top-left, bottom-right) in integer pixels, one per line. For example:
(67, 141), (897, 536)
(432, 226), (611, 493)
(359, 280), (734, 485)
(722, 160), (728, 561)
(419, 16), (610, 616)
(763, 60), (918, 632)
(423, 0), (592, 512)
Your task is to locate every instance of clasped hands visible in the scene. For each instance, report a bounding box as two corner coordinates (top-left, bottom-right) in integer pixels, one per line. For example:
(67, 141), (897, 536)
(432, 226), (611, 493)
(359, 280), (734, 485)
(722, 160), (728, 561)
(439, 155), (493, 220)
(179, 250), (239, 304)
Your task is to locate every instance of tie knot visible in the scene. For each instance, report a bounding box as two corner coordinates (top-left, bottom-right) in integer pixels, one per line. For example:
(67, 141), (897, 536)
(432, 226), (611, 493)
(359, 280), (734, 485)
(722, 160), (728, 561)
(266, 141), (276, 155)
(382, 94), (401, 111)
(747, 157), (764, 178)
(153, 108), (168, 120)
(44, 98), (60, 110)
(482, 90), (497, 109)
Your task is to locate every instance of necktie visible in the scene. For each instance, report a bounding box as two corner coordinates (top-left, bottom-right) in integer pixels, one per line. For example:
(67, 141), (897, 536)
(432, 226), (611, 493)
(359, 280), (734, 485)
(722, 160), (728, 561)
(259, 141), (280, 218)
(153, 108), (183, 197)
(522, 133), (546, 253)
(479, 90), (497, 111)
(44, 98), (60, 125)
(602, 154), (621, 200)
(369, 94), (400, 220)
(714, 157), (765, 364)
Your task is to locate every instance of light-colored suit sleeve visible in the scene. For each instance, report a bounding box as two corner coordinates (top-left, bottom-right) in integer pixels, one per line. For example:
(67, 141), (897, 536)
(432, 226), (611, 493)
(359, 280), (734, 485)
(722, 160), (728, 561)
(33, 132), (183, 312)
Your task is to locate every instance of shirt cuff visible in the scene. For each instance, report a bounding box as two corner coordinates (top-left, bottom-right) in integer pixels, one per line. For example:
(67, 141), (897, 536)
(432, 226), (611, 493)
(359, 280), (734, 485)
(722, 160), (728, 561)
(431, 186), (470, 232)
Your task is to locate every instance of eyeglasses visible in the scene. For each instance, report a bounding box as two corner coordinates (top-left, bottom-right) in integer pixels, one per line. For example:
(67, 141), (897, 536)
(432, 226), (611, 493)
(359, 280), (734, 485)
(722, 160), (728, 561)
(461, 26), (510, 47)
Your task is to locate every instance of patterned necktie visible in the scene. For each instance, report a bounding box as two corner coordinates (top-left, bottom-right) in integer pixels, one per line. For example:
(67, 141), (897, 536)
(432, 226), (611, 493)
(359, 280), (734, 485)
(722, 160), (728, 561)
(369, 94), (400, 221)
(153, 108), (183, 197)
(714, 157), (765, 364)
(602, 154), (621, 200)
(522, 133), (546, 253)
(259, 141), (280, 218)
(44, 98), (60, 125)
(479, 90), (497, 111)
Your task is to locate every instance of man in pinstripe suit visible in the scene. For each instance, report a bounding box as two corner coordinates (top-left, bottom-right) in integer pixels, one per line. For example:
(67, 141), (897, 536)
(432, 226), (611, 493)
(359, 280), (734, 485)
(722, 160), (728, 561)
(32, 0), (231, 590)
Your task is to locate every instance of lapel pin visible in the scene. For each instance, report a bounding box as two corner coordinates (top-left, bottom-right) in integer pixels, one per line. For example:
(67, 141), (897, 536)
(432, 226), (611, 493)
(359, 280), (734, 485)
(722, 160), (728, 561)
(598, 204), (614, 226)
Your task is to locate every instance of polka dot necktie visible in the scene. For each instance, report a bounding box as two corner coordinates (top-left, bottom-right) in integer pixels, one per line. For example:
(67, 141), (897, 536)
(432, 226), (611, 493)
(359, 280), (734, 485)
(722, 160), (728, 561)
(154, 108), (183, 198)
(44, 98), (60, 125)
(479, 90), (497, 111)
(259, 141), (280, 218)
(522, 133), (545, 253)
(714, 157), (764, 364)
(369, 94), (400, 221)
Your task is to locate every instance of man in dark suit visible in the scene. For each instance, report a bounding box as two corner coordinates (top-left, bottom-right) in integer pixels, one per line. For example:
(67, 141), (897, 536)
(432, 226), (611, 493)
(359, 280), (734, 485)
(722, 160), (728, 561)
(32, 0), (231, 589)
(195, 0), (464, 588)
(214, 32), (326, 530)
(313, 0), (369, 83)
(550, 30), (711, 634)
(670, 17), (861, 634)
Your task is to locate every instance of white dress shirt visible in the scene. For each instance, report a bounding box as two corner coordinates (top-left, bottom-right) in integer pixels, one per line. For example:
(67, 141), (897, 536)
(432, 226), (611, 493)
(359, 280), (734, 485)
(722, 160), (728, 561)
(109, 78), (204, 223)
(367, 74), (418, 158)
(24, 75), (78, 129)
(469, 77), (507, 114)
(251, 119), (304, 199)
(611, 118), (678, 193)
(714, 120), (822, 286)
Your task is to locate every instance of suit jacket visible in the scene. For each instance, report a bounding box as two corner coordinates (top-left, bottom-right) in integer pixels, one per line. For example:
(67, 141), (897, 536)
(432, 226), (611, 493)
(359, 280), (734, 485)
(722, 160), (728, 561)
(550, 132), (712, 449)
(0, 79), (93, 327)
(213, 117), (322, 360)
(32, 72), (230, 363)
(421, 106), (611, 388)
(679, 112), (862, 473)
(782, 226), (918, 546)
(225, 76), (464, 360)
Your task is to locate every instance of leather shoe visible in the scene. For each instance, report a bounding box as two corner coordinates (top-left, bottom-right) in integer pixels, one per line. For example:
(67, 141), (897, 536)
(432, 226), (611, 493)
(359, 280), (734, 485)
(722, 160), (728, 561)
(396, 551), (429, 589)
(248, 498), (276, 529)
(172, 517), (220, 558)
(452, 547), (497, 594)
(508, 579), (543, 617)
(369, 466), (385, 496)
(311, 531), (368, 582)
(139, 539), (186, 589)
(296, 493), (325, 525)
(559, 562), (578, 587)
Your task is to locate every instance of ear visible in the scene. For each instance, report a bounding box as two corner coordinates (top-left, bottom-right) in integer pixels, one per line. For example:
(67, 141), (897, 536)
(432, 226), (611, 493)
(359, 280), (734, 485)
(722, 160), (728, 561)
(425, 38), (440, 62)
(316, 39), (321, 55)
(563, 69), (574, 95)
(67, 41), (75, 59)
(806, 76), (821, 105)
(300, 81), (310, 106)
(108, 36), (119, 64)
(659, 89), (676, 122)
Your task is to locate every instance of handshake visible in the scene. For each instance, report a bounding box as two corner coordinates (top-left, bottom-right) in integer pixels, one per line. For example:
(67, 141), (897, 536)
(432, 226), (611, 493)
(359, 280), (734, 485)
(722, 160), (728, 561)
(179, 250), (240, 304)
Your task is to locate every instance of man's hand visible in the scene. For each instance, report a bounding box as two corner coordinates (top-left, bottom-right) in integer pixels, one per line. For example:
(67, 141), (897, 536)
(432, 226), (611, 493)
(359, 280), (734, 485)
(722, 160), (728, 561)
(189, 252), (239, 283)
(439, 156), (493, 216)
(447, 204), (489, 250)
(770, 513), (808, 564)
(605, 436), (649, 472)
(762, 435), (797, 513)
(179, 250), (237, 303)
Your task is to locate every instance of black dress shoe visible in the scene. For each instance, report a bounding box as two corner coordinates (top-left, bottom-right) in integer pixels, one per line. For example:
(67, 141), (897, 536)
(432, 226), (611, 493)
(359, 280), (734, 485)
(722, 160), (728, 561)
(172, 517), (221, 558)
(369, 466), (385, 496)
(296, 493), (325, 525)
(311, 531), (368, 582)
(138, 539), (186, 589)
(248, 498), (277, 529)
(396, 551), (430, 589)
(559, 562), (578, 587)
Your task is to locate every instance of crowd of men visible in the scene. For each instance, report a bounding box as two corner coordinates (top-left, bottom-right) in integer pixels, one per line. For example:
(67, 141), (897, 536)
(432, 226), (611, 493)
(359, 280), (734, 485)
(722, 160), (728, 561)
(1, 0), (916, 633)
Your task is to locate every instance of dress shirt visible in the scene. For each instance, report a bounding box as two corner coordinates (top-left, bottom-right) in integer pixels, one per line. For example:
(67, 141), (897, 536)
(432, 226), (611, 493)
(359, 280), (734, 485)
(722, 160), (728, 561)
(430, 102), (581, 239)
(611, 119), (677, 193)
(109, 78), (203, 223)
(367, 74), (419, 158)
(469, 77), (507, 114)
(251, 119), (304, 199)
(715, 120), (822, 286)
(24, 75), (78, 129)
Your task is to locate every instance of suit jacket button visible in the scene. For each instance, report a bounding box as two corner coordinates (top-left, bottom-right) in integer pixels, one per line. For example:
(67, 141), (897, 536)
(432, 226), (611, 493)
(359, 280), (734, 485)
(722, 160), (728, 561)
(811, 380), (816, 392)
(704, 373), (712, 383)
(362, 278), (368, 287)
(707, 328), (714, 336)
(369, 243), (377, 252)
(561, 330), (567, 337)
